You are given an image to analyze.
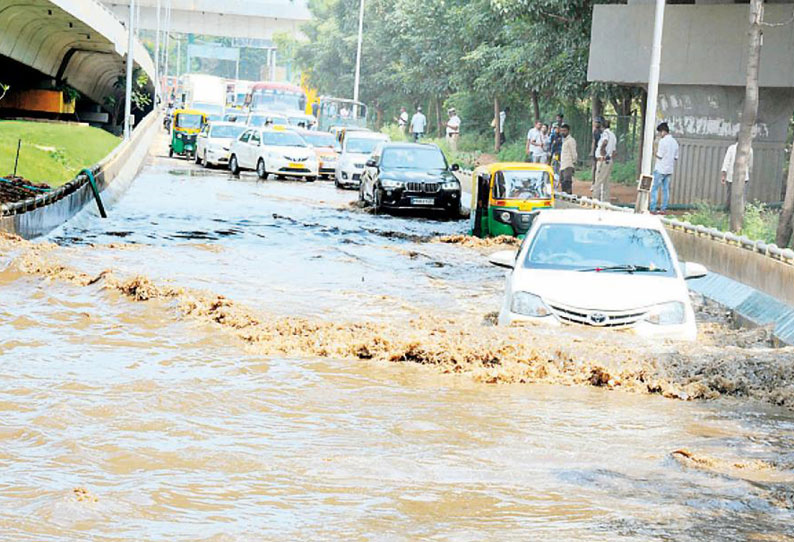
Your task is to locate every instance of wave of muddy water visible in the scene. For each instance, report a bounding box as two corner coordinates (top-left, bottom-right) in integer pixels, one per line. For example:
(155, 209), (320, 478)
(1, 152), (793, 540)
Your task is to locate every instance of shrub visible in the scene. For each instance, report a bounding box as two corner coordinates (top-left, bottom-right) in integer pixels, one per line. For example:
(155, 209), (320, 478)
(681, 201), (779, 243)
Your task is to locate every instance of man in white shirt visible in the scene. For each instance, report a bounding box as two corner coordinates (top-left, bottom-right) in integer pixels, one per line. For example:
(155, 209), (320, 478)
(592, 119), (617, 202)
(446, 108), (461, 151)
(410, 106), (427, 142)
(525, 121), (544, 163)
(650, 122), (679, 214)
(721, 139), (753, 212)
(397, 107), (409, 135)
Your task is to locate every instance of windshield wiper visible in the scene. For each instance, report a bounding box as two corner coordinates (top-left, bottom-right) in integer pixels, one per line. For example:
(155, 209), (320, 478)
(577, 264), (667, 273)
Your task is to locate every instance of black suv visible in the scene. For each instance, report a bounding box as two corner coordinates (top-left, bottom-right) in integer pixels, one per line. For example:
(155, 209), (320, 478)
(358, 143), (462, 217)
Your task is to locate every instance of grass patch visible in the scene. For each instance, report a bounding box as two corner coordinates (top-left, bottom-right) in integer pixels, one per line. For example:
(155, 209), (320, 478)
(681, 202), (780, 243)
(0, 120), (120, 187)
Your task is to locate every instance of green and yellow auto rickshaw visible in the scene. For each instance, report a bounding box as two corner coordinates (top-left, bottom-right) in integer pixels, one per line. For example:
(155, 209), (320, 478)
(169, 109), (207, 159)
(469, 162), (555, 238)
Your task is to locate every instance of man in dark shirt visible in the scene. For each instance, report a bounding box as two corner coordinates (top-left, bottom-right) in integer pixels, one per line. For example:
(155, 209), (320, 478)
(591, 116), (604, 184)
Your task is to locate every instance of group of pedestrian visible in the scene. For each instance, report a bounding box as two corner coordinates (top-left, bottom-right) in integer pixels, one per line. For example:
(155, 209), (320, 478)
(521, 114), (577, 194)
(396, 105), (461, 149)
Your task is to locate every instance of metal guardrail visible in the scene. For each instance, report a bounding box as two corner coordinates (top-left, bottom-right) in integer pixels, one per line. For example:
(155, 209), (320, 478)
(458, 168), (794, 266)
(0, 111), (158, 219)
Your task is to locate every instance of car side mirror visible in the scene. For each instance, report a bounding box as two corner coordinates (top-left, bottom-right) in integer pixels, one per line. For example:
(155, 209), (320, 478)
(682, 261), (707, 280)
(451, 163), (460, 172)
(489, 250), (517, 269)
(366, 158), (378, 168)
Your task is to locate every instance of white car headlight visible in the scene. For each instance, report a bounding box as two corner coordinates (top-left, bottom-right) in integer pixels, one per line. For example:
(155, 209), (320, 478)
(511, 292), (551, 317)
(381, 179), (402, 188)
(645, 301), (685, 326)
(442, 180), (460, 190)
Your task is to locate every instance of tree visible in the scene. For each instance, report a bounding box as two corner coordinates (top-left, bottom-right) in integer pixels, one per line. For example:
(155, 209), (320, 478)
(776, 153), (794, 248)
(730, 0), (764, 232)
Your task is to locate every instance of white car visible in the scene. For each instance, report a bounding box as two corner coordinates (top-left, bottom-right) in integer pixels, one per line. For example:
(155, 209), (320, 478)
(489, 209), (707, 341)
(334, 132), (390, 189)
(196, 122), (246, 167)
(228, 127), (318, 181)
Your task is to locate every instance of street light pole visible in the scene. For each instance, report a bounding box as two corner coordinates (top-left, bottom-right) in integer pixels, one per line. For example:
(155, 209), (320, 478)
(154, 0), (161, 104)
(124, 0), (135, 140)
(635, 0), (666, 213)
(353, 0), (364, 103)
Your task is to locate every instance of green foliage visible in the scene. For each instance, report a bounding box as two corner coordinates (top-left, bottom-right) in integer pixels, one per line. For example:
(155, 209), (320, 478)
(681, 201), (779, 243)
(289, 0), (630, 144)
(612, 159), (638, 185)
(497, 141), (526, 163)
(0, 120), (120, 187)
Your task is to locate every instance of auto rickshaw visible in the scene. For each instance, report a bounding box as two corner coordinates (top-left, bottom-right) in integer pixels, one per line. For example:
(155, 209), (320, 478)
(169, 109), (207, 159)
(469, 162), (555, 238)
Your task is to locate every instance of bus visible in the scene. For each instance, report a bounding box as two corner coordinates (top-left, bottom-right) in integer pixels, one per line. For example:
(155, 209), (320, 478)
(246, 82), (307, 115)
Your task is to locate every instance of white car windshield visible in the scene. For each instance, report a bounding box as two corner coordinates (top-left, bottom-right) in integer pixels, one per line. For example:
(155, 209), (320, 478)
(346, 138), (382, 154)
(494, 170), (552, 200)
(263, 131), (307, 147)
(381, 147), (446, 170)
(211, 125), (245, 139)
(524, 224), (675, 276)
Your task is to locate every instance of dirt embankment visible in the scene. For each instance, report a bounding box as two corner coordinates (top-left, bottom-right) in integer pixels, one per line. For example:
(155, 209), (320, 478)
(4, 232), (794, 411)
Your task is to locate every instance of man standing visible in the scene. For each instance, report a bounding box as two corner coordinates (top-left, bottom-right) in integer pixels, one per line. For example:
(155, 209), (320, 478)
(397, 107), (409, 136)
(446, 108), (461, 151)
(549, 122), (563, 176)
(721, 139), (754, 212)
(592, 119), (617, 202)
(525, 120), (544, 162)
(591, 117), (603, 183)
(650, 122), (679, 214)
(559, 123), (577, 195)
(410, 106), (427, 142)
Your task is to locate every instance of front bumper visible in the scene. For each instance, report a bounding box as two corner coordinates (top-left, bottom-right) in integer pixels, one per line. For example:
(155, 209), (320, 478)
(379, 187), (461, 211)
(499, 305), (697, 341)
(337, 166), (363, 187)
(205, 147), (230, 164)
(269, 157), (319, 177)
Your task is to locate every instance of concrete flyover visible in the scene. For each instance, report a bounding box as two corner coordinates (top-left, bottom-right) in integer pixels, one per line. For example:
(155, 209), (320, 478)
(102, 0), (311, 39)
(0, 0), (154, 106)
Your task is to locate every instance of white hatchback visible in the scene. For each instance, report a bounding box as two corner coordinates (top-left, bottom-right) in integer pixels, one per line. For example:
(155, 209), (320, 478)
(229, 127), (318, 181)
(196, 122), (246, 167)
(489, 209), (707, 341)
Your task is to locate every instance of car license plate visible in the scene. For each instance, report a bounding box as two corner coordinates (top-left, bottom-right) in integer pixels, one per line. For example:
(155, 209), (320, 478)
(288, 162), (303, 169)
(412, 198), (434, 206)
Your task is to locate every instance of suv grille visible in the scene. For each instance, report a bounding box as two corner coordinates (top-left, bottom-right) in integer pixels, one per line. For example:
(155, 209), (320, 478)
(406, 182), (440, 193)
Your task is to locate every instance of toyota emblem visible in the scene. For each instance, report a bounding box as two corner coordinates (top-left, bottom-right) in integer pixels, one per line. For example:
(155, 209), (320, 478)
(588, 312), (608, 326)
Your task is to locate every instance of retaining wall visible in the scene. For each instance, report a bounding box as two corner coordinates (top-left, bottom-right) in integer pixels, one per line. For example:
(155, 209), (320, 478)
(0, 112), (159, 239)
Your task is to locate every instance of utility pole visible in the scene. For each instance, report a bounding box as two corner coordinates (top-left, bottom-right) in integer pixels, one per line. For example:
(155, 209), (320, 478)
(154, 0), (161, 104)
(353, 0), (365, 104)
(730, 0), (764, 232)
(124, 0), (135, 140)
(163, 0), (171, 97)
(635, 0), (666, 213)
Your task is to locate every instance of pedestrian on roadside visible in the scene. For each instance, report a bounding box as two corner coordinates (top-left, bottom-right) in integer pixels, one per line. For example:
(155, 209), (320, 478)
(559, 123), (577, 195)
(592, 119), (617, 202)
(650, 122), (679, 214)
(525, 120), (544, 162)
(591, 117), (603, 183)
(492, 107), (509, 145)
(721, 138), (754, 213)
(446, 108), (461, 152)
(396, 107), (409, 136)
(539, 123), (550, 163)
(549, 122), (563, 176)
(410, 106), (427, 142)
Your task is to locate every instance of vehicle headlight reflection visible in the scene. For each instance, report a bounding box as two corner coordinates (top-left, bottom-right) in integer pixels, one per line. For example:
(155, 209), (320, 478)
(511, 292), (551, 317)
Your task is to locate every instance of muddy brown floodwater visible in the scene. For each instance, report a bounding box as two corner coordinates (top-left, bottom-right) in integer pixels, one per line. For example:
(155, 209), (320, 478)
(1, 146), (793, 540)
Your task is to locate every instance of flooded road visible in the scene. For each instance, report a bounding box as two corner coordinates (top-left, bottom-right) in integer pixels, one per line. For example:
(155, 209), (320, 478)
(2, 145), (794, 540)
